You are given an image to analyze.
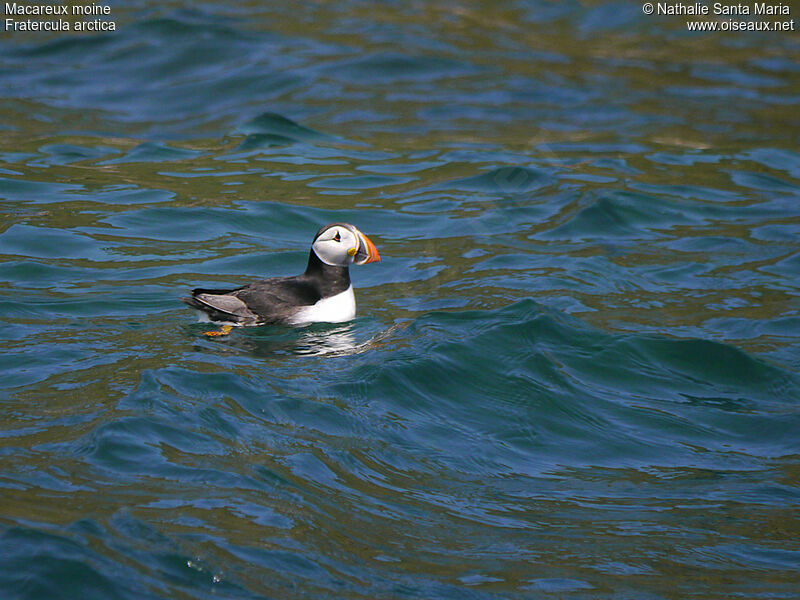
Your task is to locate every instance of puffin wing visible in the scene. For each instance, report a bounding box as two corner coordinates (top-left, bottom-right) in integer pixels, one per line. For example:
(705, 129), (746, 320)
(231, 277), (321, 324)
(182, 287), (261, 324)
(183, 277), (322, 325)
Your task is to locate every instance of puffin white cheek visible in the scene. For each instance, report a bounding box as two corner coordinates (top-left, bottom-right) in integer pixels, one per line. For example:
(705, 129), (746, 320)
(313, 240), (349, 266)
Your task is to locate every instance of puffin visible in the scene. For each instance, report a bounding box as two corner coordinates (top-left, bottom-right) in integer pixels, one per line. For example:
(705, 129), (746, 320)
(182, 223), (380, 333)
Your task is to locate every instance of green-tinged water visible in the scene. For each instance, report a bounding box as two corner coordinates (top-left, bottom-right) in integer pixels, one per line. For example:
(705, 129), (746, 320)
(1, 2), (799, 598)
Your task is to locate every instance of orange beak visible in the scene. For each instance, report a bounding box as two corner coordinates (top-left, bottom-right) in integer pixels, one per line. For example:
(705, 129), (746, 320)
(354, 230), (381, 265)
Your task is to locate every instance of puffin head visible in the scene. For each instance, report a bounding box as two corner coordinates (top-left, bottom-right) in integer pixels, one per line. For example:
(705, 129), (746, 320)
(311, 223), (381, 267)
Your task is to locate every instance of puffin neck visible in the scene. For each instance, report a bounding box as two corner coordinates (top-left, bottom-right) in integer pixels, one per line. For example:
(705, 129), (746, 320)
(305, 249), (351, 294)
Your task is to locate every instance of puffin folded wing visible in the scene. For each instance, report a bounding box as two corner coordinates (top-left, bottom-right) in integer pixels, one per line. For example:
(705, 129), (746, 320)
(182, 288), (261, 325)
(231, 280), (320, 325)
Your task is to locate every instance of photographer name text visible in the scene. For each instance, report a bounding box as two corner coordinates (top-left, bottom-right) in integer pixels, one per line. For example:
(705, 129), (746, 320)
(656, 2), (789, 16)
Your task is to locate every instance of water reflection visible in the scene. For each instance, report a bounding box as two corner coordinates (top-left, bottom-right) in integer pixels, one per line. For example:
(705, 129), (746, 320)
(206, 321), (406, 358)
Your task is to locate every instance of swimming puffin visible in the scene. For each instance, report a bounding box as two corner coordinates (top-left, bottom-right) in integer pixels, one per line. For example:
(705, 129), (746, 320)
(182, 223), (380, 331)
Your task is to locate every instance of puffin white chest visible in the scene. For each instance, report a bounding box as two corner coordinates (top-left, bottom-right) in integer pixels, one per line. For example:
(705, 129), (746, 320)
(290, 285), (356, 325)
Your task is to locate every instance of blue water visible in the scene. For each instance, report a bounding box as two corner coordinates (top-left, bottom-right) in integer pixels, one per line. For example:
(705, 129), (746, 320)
(1, 2), (800, 598)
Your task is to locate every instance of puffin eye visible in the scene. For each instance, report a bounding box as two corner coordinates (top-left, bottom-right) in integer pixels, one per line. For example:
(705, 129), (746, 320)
(333, 231), (341, 242)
